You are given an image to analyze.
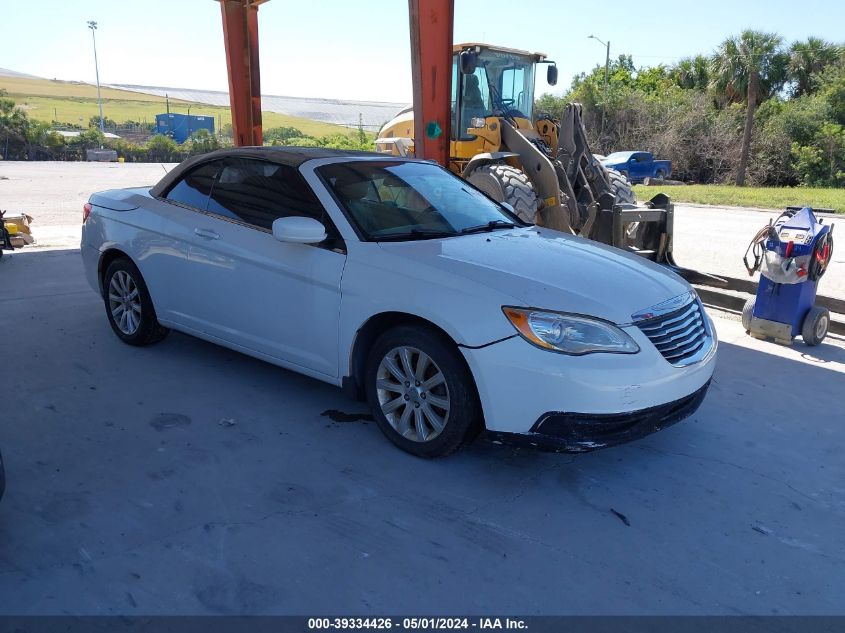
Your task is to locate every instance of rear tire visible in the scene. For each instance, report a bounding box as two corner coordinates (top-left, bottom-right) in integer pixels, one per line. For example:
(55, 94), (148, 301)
(741, 298), (755, 332)
(103, 258), (169, 346)
(466, 163), (540, 223)
(365, 325), (482, 458)
(801, 306), (829, 346)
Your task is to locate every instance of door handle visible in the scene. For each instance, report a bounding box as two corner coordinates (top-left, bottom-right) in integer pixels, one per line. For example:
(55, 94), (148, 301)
(194, 228), (220, 240)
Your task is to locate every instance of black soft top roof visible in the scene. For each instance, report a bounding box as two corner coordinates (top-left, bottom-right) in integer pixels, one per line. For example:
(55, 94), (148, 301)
(149, 146), (384, 197)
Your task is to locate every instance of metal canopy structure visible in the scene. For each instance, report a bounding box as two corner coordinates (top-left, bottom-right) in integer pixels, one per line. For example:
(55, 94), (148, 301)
(218, 0), (453, 165)
(407, 0), (453, 166)
(218, 0), (267, 147)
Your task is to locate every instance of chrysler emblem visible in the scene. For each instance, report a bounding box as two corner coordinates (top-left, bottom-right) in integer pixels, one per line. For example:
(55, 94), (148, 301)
(631, 292), (694, 322)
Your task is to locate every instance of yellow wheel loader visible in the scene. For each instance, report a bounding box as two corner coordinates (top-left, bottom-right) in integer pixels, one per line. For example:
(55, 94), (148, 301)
(377, 43), (710, 282)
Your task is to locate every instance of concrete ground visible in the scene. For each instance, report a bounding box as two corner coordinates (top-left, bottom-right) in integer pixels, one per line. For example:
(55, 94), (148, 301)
(0, 246), (844, 615)
(673, 204), (844, 300)
(1, 161), (843, 298)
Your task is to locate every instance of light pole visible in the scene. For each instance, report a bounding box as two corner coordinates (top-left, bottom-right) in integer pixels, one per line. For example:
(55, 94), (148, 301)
(588, 34), (610, 135)
(87, 20), (105, 134)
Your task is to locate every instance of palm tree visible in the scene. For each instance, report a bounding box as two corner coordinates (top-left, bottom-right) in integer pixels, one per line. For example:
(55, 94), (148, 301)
(788, 37), (840, 98)
(671, 55), (710, 90)
(710, 30), (787, 185)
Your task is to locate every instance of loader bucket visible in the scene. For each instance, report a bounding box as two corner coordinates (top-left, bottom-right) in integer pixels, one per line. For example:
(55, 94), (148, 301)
(590, 192), (727, 287)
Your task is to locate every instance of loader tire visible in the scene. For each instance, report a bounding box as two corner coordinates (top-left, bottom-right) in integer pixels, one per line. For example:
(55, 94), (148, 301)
(602, 165), (636, 205)
(467, 163), (540, 223)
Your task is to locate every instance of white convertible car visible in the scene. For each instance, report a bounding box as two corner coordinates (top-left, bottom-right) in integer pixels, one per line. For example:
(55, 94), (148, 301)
(81, 147), (717, 457)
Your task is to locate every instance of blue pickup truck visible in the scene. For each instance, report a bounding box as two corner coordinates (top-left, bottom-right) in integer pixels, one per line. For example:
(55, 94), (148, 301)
(600, 151), (671, 183)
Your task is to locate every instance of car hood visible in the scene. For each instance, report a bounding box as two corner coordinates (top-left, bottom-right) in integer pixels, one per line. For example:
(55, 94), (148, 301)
(377, 228), (690, 325)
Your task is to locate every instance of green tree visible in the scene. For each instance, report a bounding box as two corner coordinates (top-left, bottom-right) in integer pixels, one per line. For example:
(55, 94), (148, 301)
(815, 122), (845, 183)
(632, 65), (671, 94)
(816, 51), (845, 125)
(788, 37), (840, 97)
(184, 128), (221, 155)
(534, 93), (566, 119)
(69, 128), (106, 150)
(670, 55), (710, 90)
(263, 126), (303, 143)
(710, 30), (788, 185)
(89, 114), (117, 129)
(146, 134), (179, 161)
(0, 89), (30, 158)
(357, 113), (366, 147)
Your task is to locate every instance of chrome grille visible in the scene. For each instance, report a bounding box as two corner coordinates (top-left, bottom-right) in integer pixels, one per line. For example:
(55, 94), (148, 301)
(636, 298), (711, 366)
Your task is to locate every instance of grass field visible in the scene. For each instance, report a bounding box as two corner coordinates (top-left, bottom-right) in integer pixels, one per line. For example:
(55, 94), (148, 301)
(634, 184), (845, 213)
(1, 75), (350, 138)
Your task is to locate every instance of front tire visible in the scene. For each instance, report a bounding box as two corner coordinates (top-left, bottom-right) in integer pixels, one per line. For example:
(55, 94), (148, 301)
(466, 163), (540, 223)
(103, 258), (169, 346)
(365, 325), (482, 457)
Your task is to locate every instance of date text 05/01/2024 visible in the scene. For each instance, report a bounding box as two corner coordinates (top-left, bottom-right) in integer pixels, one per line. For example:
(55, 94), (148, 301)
(307, 618), (528, 630)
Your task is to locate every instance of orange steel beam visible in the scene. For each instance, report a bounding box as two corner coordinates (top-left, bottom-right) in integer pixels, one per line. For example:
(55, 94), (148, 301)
(408, 0), (454, 166)
(219, 0), (267, 146)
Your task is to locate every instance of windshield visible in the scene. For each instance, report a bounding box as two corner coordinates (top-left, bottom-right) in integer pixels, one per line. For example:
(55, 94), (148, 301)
(603, 152), (632, 162)
(453, 49), (537, 140)
(479, 49), (536, 119)
(317, 161), (523, 241)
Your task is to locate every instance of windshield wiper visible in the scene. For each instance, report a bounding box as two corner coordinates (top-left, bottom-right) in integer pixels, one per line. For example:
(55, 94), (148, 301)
(459, 220), (516, 235)
(372, 228), (458, 242)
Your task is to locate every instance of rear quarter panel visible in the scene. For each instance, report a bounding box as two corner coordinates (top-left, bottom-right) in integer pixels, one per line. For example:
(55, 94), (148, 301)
(654, 160), (672, 177)
(81, 188), (192, 318)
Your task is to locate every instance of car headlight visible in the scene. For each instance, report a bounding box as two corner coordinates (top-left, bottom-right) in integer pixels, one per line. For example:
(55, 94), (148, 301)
(502, 307), (640, 355)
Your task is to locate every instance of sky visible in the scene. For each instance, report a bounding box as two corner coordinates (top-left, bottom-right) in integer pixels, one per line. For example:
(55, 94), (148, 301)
(2, 0), (845, 104)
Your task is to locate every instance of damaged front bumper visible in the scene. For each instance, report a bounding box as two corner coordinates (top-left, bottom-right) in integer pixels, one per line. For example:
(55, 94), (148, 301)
(487, 380), (711, 452)
(460, 323), (717, 450)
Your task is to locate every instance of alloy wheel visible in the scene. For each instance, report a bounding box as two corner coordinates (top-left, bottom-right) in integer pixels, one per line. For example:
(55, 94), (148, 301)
(376, 346), (451, 442)
(108, 270), (142, 336)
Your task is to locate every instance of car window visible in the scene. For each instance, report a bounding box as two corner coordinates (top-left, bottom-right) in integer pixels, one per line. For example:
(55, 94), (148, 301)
(206, 157), (329, 232)
(164, 161), (220, 210)
(318, 160), (523, 241)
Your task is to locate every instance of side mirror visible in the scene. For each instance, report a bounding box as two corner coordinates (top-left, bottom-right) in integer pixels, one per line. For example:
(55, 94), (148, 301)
(272, 216), (327, 244)
(500, 202), (515, 215)
(459, 50), (478, 75)
(546, 65), (558, 86)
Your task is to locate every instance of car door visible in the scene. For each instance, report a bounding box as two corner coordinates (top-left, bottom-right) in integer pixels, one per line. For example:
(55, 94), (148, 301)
(630, 153), (649, 181)
(144, 160), (221, 324)
(184, 157), (346, 378)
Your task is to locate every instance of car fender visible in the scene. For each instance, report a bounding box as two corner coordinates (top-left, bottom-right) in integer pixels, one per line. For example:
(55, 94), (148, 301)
(337, 249), (521, 383)
(461, 152), (520, 178)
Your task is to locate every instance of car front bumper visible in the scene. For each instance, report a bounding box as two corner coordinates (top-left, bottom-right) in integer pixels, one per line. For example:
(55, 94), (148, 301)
(460, 321), (717, 452)
(487, 380), (711, 452)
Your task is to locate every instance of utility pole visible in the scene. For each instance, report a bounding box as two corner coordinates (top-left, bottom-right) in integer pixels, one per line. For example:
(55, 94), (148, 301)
(588, 35), (610, 137)
(87, 21), (105, 134)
